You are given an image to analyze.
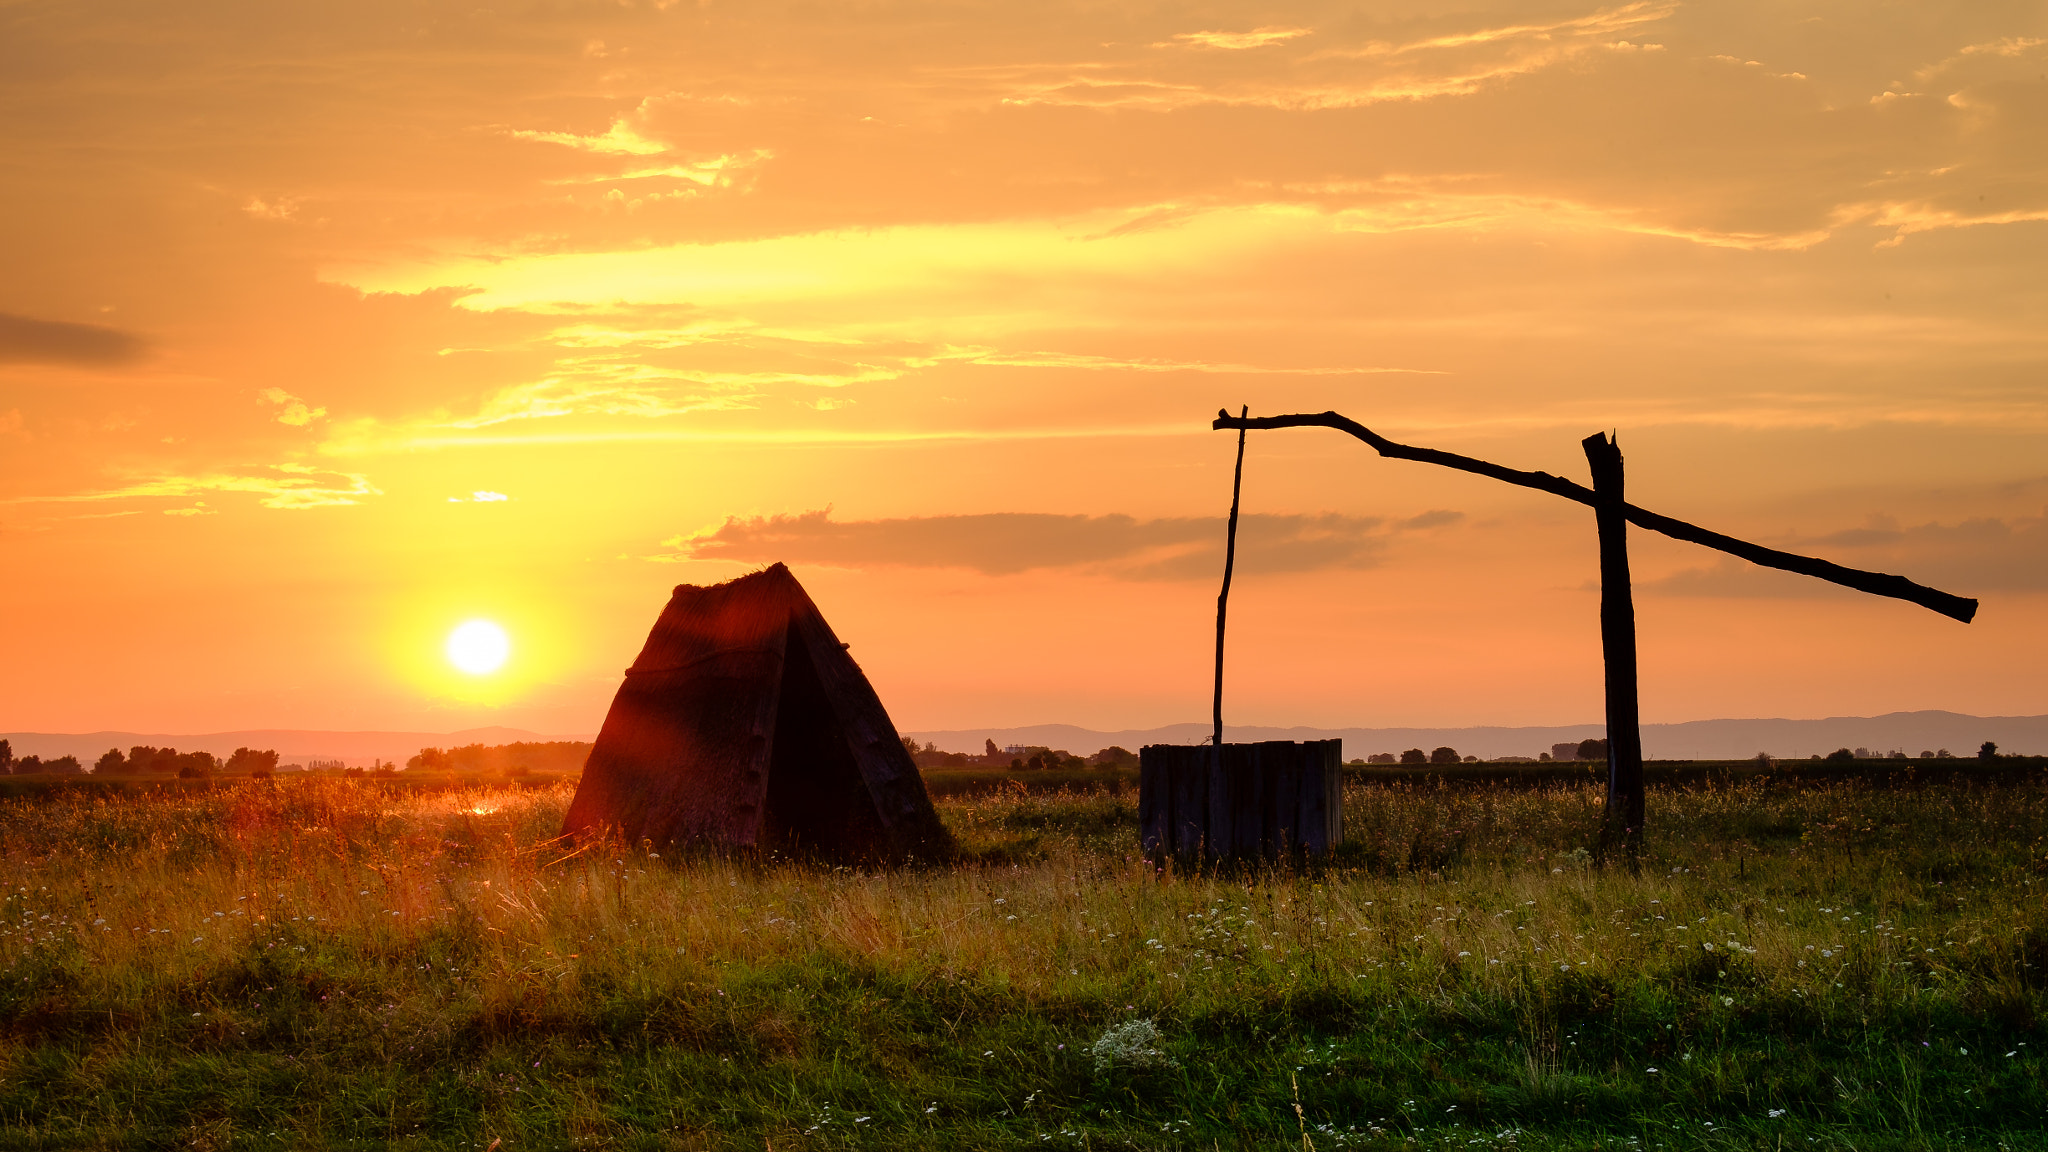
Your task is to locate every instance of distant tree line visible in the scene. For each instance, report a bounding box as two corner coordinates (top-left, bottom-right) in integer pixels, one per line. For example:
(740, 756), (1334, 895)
(1362, 743), (1544, 766)
(406, 741), (592, 775)
(1349, 738), (2019, 766)
(902, 738), (1138, 771)
(0, 741), (83, 775)
(87, 746), (280, 779)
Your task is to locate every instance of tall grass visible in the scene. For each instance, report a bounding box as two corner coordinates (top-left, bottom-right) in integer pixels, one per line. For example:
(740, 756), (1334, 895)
(0, 775), (2042, 1149)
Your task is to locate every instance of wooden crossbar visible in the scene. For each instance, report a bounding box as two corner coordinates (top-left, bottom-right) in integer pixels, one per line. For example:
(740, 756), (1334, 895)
(1213, 409), (1977, 624)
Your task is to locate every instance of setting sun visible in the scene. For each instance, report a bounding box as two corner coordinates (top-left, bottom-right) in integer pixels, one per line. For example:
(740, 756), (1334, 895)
(445, 620), (511, 676)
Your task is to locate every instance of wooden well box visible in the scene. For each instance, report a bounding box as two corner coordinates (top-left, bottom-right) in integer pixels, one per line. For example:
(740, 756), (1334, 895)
(1139, 739), (1343, 863)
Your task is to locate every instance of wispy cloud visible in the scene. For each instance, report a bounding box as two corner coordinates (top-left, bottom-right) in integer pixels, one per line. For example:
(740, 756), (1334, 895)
(661, 507), (1463, 580)
(10, 465), (381, 511)
(260, 387), (327, 426)
(509, 119), (667, 155)
(545, 150), (774, 186)
(1319, 1), (1675, 58)
(904, 344), (1441, 375)
(1164, 28), (1312, 51)
(1002, 1), (1677, 111)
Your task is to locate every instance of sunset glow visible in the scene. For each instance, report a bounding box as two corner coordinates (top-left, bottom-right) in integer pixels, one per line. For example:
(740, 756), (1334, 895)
(1, 1), (2043, 736)
(446, 622), (511, 677)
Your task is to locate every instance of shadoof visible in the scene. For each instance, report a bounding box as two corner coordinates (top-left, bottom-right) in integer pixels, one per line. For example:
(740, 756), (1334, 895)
(1139, 408), (1977, 868)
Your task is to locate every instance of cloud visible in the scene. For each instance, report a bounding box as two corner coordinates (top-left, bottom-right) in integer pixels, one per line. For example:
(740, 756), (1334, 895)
(260, 387), (327, 426)
(448, 491), (510, 503)
(663, 507), (1462, 579)
(1166, 28), (1312, 51)
(1002, 0), (1679, 111)
(11, 465), (381, 511)
(546, 150), (774, 187)
(906, 345), (1442, 376)
(509, 119), (668, 155)
(1645, 510), (2048, 600)
(0, 312), (145, 366)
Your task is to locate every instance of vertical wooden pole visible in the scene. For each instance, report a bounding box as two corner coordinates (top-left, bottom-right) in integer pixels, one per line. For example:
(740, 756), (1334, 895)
(1582, 432), (1645, 857)
(1209, 405), (1250, 865)
(1214, 405), (1249, 754)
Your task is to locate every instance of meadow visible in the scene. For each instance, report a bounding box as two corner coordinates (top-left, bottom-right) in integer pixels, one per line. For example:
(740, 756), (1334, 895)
(0, 769), (2042, 1150)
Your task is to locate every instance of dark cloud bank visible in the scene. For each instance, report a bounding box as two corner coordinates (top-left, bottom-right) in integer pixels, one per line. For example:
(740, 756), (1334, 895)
(0, 312), (145, 366)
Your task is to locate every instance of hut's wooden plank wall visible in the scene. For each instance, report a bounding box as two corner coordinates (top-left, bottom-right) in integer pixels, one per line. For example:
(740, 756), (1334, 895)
(1139, 740), (1342, 863)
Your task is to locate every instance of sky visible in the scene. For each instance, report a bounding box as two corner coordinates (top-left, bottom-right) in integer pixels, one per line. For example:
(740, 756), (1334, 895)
(2, 0), (2044, 738)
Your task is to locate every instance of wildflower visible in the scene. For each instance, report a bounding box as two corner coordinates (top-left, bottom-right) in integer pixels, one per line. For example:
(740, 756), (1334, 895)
(1090, 1019), (1176, 1075)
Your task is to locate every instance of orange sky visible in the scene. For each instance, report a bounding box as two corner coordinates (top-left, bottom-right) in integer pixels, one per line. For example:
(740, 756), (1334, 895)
(3, 0), (2044, 735)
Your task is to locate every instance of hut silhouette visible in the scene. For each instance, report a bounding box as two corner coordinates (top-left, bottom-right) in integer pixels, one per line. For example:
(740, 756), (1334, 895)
(561, 563), (953, 861)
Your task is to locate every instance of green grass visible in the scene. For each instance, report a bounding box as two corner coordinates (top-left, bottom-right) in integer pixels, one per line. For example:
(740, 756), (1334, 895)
(0, 774), (2043, 1149)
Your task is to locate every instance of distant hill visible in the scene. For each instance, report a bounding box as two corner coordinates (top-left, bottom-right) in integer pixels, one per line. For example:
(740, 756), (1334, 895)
(905, 711), (2048, 762)
(0, 727), (596, 768)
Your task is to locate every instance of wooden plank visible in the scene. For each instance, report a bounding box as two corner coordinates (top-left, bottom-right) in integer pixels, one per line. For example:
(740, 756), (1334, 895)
(1139, 745), (1175, 861)
(1324, 740), (1344, 848)
(1234, 743), (1263, 861)
(1275, 741), (1306, 858)
(1205, 745), (1233, 865)
(1296, 740), (1329, 857)
(1172, 747), (1208, 860)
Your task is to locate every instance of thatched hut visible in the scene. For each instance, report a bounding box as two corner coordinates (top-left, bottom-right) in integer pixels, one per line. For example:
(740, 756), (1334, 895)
(560, 563), (953, 862)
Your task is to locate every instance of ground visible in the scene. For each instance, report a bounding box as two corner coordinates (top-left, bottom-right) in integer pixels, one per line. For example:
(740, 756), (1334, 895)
(0, 767), (2042, 1149)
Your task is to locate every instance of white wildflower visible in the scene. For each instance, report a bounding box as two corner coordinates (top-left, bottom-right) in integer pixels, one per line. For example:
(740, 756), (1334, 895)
(1090, 1018), (1177, 1076)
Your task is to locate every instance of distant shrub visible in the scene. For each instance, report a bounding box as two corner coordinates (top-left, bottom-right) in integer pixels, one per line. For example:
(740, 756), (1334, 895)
(1429, 747), (1461, 766)
(1368, 753), (1397, 764)
(1399, 749), (1427, 765)
(1825, 748), (1856, 763)
(227, 748), (279, 776)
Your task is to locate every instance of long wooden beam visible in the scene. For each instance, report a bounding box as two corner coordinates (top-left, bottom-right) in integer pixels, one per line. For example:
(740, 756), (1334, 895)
(1213, 409), (1978, 624)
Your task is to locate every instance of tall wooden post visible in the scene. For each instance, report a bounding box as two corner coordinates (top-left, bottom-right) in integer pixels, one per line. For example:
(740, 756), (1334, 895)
(1214, 406), (1248, 753)
(1583, 432), (1644, 855)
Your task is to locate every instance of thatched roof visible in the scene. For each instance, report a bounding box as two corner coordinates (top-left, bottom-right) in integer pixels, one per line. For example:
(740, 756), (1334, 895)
(561, 563), (952, 862)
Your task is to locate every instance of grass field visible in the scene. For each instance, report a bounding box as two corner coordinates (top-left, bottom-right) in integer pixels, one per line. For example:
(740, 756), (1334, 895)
(0, 770), (2043, 1149)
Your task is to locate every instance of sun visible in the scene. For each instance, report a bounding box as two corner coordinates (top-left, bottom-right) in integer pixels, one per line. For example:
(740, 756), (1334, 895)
(446, 620), (511, 675)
